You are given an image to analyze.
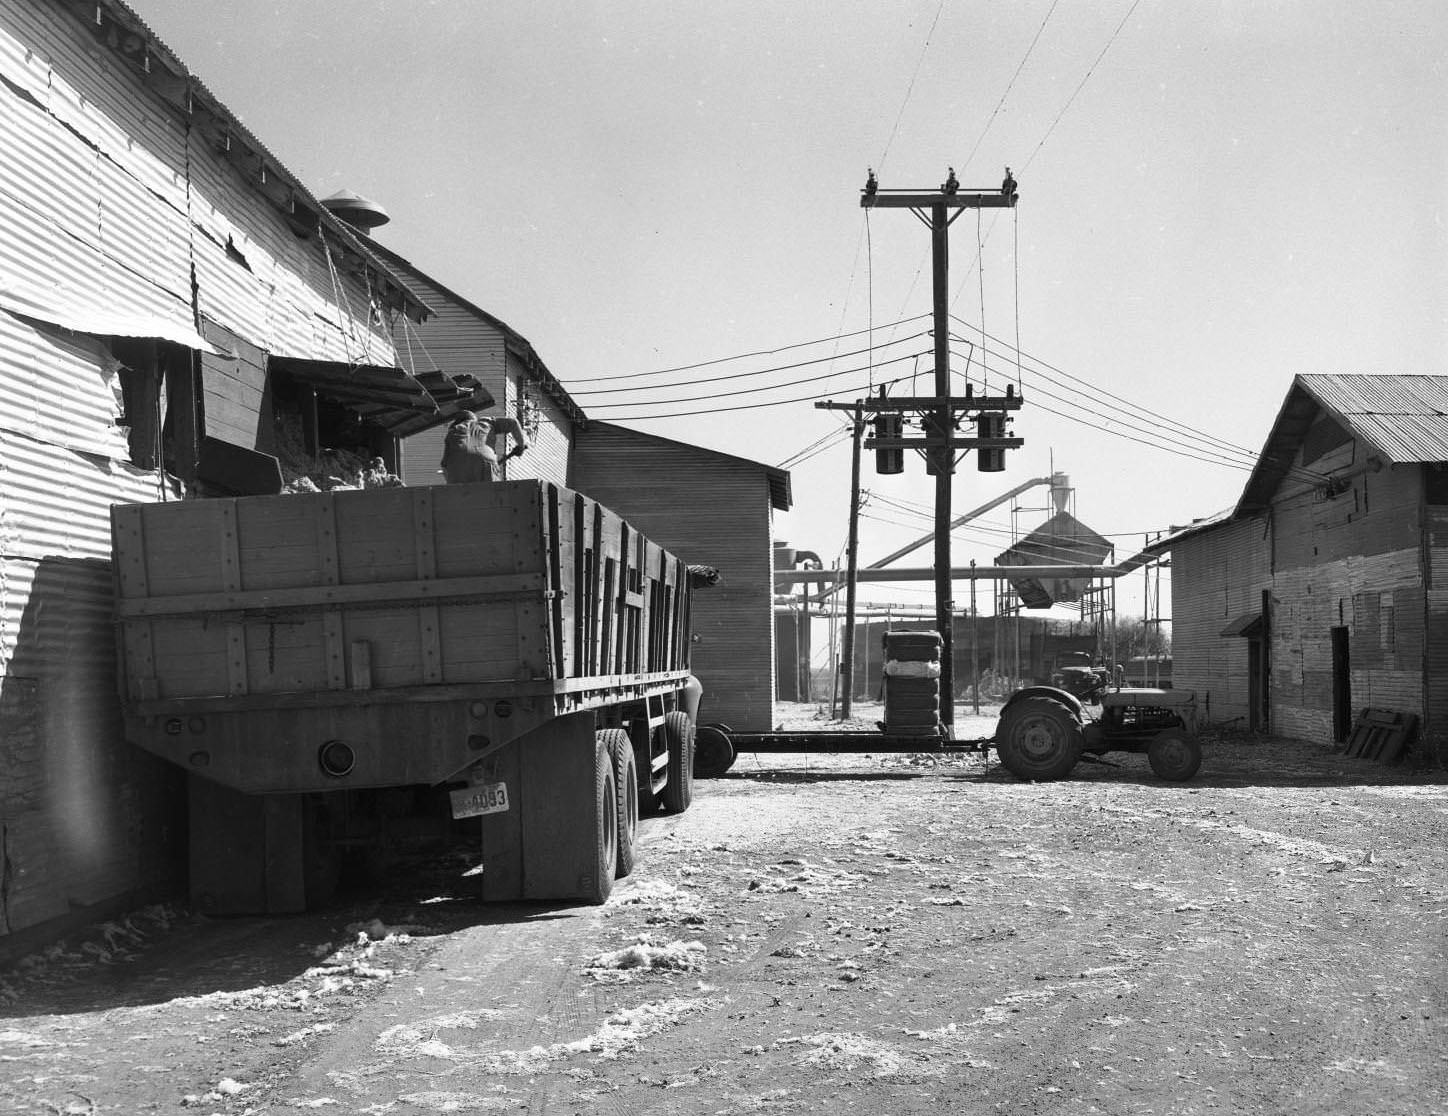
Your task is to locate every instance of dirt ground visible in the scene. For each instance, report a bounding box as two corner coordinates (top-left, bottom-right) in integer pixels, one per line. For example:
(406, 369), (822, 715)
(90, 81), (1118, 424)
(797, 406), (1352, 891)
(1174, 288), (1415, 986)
(2, 702), (1446, 1115)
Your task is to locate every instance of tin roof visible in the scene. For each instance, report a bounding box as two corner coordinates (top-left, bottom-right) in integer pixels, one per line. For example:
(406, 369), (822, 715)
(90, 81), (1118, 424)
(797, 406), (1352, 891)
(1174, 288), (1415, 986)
(1295, 374), (1448, 463)
(1237, 374), (1448, 514)
(72, 1), (429, 324)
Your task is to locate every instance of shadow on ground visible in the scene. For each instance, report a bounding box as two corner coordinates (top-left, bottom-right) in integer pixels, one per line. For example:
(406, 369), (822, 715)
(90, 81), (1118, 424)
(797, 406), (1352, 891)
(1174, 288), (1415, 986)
(0, 843), (584, 1020)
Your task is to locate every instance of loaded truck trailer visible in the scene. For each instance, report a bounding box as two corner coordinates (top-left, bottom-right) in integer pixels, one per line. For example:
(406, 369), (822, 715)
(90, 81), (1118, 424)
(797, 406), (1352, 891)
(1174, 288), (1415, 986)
(111, 480), (701, 914)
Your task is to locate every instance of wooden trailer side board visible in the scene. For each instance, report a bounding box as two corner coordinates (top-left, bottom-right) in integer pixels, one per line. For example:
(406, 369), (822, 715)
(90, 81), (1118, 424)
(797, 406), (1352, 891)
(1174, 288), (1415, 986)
(112, 481), (692, 706)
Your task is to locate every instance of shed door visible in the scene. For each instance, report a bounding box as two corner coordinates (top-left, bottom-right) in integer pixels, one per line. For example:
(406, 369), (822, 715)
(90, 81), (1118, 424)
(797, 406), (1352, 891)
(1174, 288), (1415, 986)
(1331, 626), (1351, 742)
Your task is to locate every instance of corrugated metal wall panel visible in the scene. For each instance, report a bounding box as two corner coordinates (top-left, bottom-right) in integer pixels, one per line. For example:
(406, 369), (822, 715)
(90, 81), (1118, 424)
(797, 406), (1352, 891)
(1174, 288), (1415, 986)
(1169, 516), (1269, 726)
(0, 5), (395, 374)
(503, 350), (570, 485)
(0, 1), (403, 947)
(0, 311), (133, 457)
(573, 426), (775, 731)
(0, 429), (157, 563)
(1426, 504), (1448, 762)
(0, 553), (181, 933)
(392, 268), (543, 487)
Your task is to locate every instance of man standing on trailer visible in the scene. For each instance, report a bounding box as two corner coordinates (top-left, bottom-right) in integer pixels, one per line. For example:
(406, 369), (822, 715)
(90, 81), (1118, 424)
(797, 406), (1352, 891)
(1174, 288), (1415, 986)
(440, 408), (529, 483)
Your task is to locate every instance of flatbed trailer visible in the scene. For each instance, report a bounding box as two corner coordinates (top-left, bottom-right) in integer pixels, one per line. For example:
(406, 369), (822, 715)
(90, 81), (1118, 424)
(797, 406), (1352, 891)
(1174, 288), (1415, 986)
(111, 480), (701, 913)
(694, 685), (1203, 781)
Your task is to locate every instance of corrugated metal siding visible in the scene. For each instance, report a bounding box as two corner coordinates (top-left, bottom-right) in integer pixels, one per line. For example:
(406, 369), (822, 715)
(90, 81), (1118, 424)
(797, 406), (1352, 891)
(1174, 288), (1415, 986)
(0, 553), (182, 935)
(392, 270), (507, 487)
(0, 2), (396, 372)
(0, 0), (402, 947)
(1264, 438), (1426, 742)
(1170, 516), (1269, 726)
(573, 425), (776, 731)
(1426, 503), (1448, 764)
(390, 269), (576, 487)
(391, 269), (507, 396)
(502, 349), (570, 485)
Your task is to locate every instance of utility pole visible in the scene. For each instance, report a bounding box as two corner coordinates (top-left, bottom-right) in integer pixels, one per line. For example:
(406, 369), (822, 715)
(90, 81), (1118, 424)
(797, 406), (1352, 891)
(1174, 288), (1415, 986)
(840, 402), (864, 719)
(846, 166), (1022, 730)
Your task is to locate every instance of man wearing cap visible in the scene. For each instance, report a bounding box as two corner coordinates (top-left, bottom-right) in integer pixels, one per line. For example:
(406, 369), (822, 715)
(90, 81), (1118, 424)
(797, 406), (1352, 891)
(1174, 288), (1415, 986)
(440, 409), (529, 484)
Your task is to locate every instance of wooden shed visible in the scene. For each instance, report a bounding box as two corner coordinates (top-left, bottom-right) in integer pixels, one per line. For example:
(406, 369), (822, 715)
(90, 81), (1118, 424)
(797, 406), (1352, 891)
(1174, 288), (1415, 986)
(0, 0), (445, 956)
(572, 424), (792, 732)
(1150, 374), (1448, 765)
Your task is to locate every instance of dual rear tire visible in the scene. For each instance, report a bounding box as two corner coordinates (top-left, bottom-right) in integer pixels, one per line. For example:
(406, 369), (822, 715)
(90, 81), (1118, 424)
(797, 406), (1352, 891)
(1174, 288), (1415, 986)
(597, 728), (638, 881)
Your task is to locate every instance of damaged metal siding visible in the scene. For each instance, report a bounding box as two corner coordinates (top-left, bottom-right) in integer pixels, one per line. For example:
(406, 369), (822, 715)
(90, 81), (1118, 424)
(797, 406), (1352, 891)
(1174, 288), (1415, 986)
(1267, 450), (1425, 743)
(1169, 515), (1269, 727)
(0, 0), (401, 954)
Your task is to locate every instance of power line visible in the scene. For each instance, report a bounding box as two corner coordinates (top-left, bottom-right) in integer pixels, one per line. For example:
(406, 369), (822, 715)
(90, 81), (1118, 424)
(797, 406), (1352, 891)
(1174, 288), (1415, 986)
(574, 312), (931, 384)
(950, 317), (1262, 460)
(570, 330), (932, 397)
(585, 349), (929, 411)
(594, 368), (921, 423)
(876, 0), (949, 172)
(1022, 0), (1144, 174)
(947, 345), (1260, 472)
(959, 0), (1063, 177)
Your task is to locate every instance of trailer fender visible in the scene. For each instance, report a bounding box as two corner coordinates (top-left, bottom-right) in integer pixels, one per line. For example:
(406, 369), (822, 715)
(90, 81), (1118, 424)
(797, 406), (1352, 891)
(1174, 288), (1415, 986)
(681, 675), (704, 723)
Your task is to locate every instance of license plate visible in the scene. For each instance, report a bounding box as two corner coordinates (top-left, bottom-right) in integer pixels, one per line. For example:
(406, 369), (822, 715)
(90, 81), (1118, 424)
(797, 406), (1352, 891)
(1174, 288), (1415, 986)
(450, 781), (510, 819)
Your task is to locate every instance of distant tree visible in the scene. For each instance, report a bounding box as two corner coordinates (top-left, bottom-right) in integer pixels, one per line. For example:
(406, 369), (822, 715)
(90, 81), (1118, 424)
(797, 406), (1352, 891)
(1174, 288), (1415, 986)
(1108, 616), (1171, 660)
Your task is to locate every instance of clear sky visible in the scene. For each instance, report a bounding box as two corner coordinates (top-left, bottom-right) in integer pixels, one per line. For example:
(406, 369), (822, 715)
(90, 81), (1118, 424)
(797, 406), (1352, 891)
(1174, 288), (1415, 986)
(134, 0), (1448, 618)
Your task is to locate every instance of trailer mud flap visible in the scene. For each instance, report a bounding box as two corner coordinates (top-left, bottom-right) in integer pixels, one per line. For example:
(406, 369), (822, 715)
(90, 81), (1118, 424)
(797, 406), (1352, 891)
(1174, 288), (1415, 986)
(477, 710), (608, 902)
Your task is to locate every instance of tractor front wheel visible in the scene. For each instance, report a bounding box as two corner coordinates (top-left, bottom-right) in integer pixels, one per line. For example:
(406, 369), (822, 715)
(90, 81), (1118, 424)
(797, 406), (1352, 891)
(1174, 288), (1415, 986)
(1148, 727), (1202, 781)
(997, 696), (1085, 781)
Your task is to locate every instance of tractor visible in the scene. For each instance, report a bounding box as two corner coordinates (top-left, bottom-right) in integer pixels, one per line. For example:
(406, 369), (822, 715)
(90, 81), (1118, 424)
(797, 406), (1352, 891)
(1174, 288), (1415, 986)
(994, 684), (1202, 781)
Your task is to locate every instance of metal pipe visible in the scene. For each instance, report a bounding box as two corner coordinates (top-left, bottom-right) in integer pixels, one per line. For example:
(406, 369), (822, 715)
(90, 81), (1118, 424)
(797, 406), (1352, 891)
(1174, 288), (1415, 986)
(775, 563), (1140, 587)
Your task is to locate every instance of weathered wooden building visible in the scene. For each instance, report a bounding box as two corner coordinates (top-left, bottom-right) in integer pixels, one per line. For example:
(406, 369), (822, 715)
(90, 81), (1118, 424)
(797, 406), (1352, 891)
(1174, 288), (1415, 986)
(1152, 374), (1448, 765)
(0, 0), (467, 955)
(572, 425), (791, 731)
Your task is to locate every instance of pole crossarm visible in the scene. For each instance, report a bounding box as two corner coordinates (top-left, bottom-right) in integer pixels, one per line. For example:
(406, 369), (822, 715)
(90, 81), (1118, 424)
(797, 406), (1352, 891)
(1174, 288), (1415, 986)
(861, 192), (1016, 210)
(865, 436), (1024, 451)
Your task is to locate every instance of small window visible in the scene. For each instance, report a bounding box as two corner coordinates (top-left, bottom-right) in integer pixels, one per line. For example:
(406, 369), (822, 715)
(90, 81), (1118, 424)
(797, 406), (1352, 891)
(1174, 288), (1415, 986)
(1426, 464), (1448, 506)
(1379, 591), (1396, 655)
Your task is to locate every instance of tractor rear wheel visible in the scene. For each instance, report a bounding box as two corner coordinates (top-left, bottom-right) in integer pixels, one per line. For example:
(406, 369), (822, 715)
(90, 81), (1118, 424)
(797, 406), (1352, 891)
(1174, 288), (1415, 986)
(997, 696), (1085, 781)
(1148, 727), (1202, 781)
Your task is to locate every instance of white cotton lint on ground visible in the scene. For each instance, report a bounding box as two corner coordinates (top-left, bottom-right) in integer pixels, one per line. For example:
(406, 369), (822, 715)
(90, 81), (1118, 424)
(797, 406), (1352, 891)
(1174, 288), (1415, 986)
(585, 940), (706, 973)
(376, 998), (716, 1070)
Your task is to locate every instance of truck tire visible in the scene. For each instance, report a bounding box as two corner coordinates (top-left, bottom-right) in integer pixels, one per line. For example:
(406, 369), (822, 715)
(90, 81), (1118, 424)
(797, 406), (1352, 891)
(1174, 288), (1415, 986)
(583, 737), (618, 904)
(599, 728), (639, 878)
(997, 695), (1084, 781)
(694, 723), (736, 778)
(1148, 728), (1202, 781)
(661, 711), (695, 813)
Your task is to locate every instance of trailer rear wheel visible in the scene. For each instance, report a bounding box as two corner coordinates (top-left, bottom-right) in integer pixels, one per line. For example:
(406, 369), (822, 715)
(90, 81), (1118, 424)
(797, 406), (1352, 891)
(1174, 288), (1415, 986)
(694, 723), (736, 778)
(997, 696), (1084, 781)
(583, 737), (618, 903)
(1148, 728), (1202, 781)
(599, 728), (639, 878)
(661, 711), (695, 813)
